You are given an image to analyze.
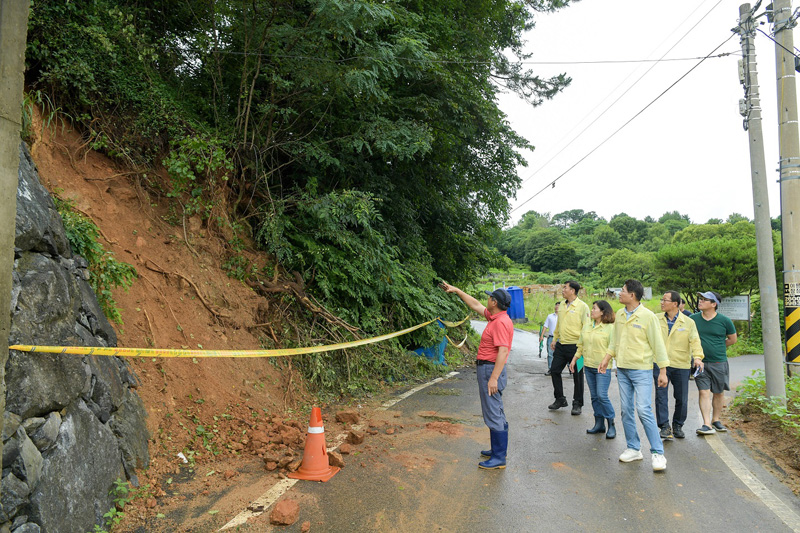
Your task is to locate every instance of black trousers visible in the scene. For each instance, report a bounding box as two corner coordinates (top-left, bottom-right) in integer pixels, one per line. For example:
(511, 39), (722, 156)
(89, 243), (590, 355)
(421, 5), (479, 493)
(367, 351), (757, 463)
(551, 342), (584, 406)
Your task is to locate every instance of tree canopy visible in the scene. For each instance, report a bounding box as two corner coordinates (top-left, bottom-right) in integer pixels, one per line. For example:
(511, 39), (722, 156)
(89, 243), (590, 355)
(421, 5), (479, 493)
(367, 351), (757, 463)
(496, 210), (780, 304)
(26, 0), (575, 339)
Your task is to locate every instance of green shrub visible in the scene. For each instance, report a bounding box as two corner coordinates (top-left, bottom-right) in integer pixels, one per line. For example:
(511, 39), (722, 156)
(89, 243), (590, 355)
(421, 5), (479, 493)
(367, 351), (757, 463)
(732, 370), (800, 435)
(54, 198), (137, 324)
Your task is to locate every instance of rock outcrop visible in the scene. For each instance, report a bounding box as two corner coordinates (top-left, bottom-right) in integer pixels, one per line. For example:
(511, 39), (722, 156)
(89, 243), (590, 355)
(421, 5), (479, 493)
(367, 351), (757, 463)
(0, 143), (149, 532)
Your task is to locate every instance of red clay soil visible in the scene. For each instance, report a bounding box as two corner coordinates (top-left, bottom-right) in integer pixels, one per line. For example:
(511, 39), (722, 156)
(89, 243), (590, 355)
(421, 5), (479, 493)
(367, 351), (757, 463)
(25, 110), (364, 527)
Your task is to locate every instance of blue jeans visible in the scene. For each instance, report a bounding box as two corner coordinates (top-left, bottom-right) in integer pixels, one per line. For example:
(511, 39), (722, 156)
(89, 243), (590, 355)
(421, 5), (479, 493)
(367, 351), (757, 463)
(617, 368), (663, 454)
(546, 337), (554, 369)
(585, 366), (615, 419)
(653, 365), (691, 428)
(477, 363), (507, 432)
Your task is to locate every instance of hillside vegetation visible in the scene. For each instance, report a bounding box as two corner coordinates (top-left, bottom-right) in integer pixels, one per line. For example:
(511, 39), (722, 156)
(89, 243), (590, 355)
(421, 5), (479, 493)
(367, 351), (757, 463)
(24, 0), (575, 392)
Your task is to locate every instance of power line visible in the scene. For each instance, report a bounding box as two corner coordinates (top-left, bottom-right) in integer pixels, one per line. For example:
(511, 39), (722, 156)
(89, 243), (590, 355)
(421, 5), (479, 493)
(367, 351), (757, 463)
(757, 27), (800, 58)
(518, 0), (729, 187)
(510, 33), (736, 215)
(170, 46), (736, 65)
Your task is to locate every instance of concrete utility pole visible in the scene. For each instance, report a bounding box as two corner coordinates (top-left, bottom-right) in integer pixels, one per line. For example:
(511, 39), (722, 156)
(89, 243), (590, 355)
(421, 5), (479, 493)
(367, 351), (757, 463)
(772, 0), (800, 375)
(737, 4), (787, 400)
(0, 0), (30, 497)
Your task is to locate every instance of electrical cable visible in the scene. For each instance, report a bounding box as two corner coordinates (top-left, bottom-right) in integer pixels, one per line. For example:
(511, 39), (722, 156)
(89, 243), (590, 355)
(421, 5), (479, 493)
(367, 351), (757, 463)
(510, 33), (737, 214)
(757, 27), (800, 59)
(171, 45), (737, 65)
(517, 0), (728, 187)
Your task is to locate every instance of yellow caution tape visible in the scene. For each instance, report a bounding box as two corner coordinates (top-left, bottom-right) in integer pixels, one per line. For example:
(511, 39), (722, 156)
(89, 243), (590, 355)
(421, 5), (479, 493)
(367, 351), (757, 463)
(438, 316), (471, 328)
(9, 315), (472, 358)
(445, 333), (469, 348)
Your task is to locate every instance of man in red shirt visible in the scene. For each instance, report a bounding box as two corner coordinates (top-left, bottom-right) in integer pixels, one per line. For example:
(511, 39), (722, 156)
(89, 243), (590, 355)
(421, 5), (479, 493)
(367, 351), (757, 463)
(441, 282), (514, 469)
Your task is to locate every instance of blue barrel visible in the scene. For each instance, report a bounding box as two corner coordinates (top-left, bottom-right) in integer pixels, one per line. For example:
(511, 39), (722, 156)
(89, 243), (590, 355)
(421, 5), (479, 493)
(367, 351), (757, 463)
(506, 286), (525, 320)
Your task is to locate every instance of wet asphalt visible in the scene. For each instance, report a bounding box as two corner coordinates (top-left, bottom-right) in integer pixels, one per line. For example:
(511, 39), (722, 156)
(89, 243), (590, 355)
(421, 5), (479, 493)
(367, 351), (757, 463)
(276, 323), (800, 532)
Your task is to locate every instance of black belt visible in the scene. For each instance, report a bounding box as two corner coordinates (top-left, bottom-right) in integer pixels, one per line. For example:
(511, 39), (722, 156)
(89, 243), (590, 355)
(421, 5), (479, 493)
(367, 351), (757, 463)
(476, 359), (495, 365)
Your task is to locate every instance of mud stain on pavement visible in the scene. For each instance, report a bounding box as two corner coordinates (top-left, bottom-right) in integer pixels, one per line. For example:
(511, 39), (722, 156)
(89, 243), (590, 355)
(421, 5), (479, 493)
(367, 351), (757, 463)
(424, 421), (465, 436)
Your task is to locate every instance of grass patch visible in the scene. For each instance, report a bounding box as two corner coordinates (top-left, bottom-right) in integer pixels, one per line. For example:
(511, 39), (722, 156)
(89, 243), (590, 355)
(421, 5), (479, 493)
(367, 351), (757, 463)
(731, 370), (800, 437)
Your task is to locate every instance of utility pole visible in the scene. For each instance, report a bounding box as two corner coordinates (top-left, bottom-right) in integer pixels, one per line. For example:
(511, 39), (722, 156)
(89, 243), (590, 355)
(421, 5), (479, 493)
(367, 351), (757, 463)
(0, 0), (30, 499)
(737, 4), (787, 400)
(773, 0), (800, 376)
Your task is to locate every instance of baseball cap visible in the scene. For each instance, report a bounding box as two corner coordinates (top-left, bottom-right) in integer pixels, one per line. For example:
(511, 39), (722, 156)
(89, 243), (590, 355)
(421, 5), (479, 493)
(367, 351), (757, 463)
(697, 291), (720, 305)
(485, 288), (511, 309)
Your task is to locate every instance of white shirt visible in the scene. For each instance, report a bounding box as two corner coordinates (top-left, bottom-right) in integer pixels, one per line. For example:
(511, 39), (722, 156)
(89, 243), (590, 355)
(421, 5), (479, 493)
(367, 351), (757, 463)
(543, 312), (558, 336)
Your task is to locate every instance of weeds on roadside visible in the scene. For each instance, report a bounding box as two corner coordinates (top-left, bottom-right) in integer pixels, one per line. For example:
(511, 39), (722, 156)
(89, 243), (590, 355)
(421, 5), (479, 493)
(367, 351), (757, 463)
(732, 370), (800, 435)
(91, 478), (149, 532)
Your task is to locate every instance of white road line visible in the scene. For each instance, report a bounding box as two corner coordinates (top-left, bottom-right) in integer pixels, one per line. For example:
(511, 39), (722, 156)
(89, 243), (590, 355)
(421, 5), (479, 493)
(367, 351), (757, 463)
(218, 370), (460, 530)
(219, 478), (298, 530)
(705, 433), (800, 532)
(379, 371), (460, 410)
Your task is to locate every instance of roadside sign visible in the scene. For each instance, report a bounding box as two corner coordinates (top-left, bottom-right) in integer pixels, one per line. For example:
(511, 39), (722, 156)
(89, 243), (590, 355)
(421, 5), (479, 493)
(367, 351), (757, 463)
(719, 295), (750, 321)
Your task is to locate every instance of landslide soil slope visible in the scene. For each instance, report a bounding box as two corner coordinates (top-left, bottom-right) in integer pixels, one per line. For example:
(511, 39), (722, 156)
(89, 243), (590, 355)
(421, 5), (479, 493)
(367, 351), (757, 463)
(26, 112), (370, 530)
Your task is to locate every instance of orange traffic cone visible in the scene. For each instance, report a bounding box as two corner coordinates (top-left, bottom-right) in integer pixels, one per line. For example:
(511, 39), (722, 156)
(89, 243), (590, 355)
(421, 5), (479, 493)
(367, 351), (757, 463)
(288, 407), (340, 482)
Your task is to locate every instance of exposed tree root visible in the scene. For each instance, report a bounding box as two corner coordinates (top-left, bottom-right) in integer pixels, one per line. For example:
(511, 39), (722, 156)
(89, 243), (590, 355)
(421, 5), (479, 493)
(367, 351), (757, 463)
(143, 259), (230, 319)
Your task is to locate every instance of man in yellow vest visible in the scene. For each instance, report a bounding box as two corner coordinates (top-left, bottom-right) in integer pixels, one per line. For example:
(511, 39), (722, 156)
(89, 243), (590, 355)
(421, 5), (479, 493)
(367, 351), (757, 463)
(655, 291), (704, 440)
(600, 279), (669, 472)
(549, 281), (589, 415)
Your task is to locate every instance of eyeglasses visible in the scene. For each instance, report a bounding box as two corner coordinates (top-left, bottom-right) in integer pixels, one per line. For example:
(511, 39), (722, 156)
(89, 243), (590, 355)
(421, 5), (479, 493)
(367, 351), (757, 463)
(660, 299), (674, 303)
(699, 297), (712, 302)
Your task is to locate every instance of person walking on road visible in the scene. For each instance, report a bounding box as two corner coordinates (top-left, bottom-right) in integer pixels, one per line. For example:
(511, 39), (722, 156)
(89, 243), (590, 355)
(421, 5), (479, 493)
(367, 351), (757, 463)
(691, 291), (737, 435)
(570, 300), (616, 438)
(549, 281), (589, 415)
(440, 282), (513, 469)
(654, 291), (704, 440)
(542, 302), (559, 376)
(599, 279), (670, 472)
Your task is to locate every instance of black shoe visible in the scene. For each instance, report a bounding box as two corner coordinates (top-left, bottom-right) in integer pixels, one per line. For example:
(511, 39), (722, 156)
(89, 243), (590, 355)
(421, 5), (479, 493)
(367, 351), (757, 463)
(712, 421), (728, 432)
(571, 402), (582, 415)
(548, 397), (568, 410)
(660, 425), (673, 440)
(544, 370), (552, 376)
(673, 425), (685, 439)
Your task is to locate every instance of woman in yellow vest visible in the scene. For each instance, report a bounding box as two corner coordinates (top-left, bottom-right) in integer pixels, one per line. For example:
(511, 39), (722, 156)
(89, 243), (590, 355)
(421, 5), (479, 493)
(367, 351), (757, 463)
(570, 300), (616, 438)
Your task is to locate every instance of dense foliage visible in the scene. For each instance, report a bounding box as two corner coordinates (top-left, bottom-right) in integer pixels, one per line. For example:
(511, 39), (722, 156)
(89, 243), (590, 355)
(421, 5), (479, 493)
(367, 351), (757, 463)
(27, 0), (569, 332)
(25, 1), (575, 390)
(497, 209), (781, 305)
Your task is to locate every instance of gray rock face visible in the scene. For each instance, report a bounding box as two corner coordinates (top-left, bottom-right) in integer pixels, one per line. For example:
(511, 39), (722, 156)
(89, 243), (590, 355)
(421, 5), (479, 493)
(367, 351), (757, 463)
(3, 143), (150, 532)
(27, 413), (60, 453)
(12, 523), (41, 533)
(14, 145), (69, 257)
(28, 402), (124, 532)
(0, 474), (29, 523)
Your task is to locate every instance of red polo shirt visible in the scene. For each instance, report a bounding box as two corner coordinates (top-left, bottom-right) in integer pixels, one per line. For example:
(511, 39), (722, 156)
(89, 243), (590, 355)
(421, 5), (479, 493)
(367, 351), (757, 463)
(477, 308), (514, 362)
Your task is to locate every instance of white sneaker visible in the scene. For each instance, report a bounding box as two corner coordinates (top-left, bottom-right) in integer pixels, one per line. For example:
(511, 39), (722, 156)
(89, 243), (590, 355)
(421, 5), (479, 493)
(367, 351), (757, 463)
(652, 453), (667, 471)
(619, 448), (644, 462)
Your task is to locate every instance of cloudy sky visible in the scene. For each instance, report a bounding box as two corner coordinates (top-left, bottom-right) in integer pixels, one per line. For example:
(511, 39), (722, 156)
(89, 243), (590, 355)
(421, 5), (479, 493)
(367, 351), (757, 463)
(499, 0), (798, 226)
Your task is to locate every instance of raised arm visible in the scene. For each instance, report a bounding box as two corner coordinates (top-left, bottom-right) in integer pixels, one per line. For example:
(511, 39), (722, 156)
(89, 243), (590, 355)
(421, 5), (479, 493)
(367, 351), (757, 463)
(440, 282), (486, 315)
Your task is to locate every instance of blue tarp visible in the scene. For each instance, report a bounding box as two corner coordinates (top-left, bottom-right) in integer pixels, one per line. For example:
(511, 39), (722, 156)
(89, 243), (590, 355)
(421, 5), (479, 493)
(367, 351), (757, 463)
(412, 320), (448, 365)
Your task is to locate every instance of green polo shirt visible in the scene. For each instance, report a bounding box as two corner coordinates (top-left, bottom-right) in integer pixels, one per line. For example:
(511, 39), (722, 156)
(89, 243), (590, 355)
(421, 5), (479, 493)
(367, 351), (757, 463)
(690, 312), (736, 363)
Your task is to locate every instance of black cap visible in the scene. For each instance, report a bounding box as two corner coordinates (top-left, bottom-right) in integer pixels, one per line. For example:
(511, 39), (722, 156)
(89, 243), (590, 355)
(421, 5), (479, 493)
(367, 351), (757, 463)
(485, 288), (511, 310)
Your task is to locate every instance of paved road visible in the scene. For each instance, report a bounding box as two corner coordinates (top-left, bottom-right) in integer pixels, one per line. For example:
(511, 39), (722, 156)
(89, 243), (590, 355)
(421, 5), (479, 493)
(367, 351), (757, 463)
(278, 324), (800, 532)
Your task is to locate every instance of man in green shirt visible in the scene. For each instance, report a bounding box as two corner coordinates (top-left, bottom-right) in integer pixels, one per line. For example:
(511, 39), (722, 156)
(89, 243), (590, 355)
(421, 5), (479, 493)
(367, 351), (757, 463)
(690, 291), (738, 435)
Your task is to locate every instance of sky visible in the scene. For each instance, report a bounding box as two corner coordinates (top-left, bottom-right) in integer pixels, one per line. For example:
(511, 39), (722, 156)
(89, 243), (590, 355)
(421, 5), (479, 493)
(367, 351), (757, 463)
(499, 0), (798, 227)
